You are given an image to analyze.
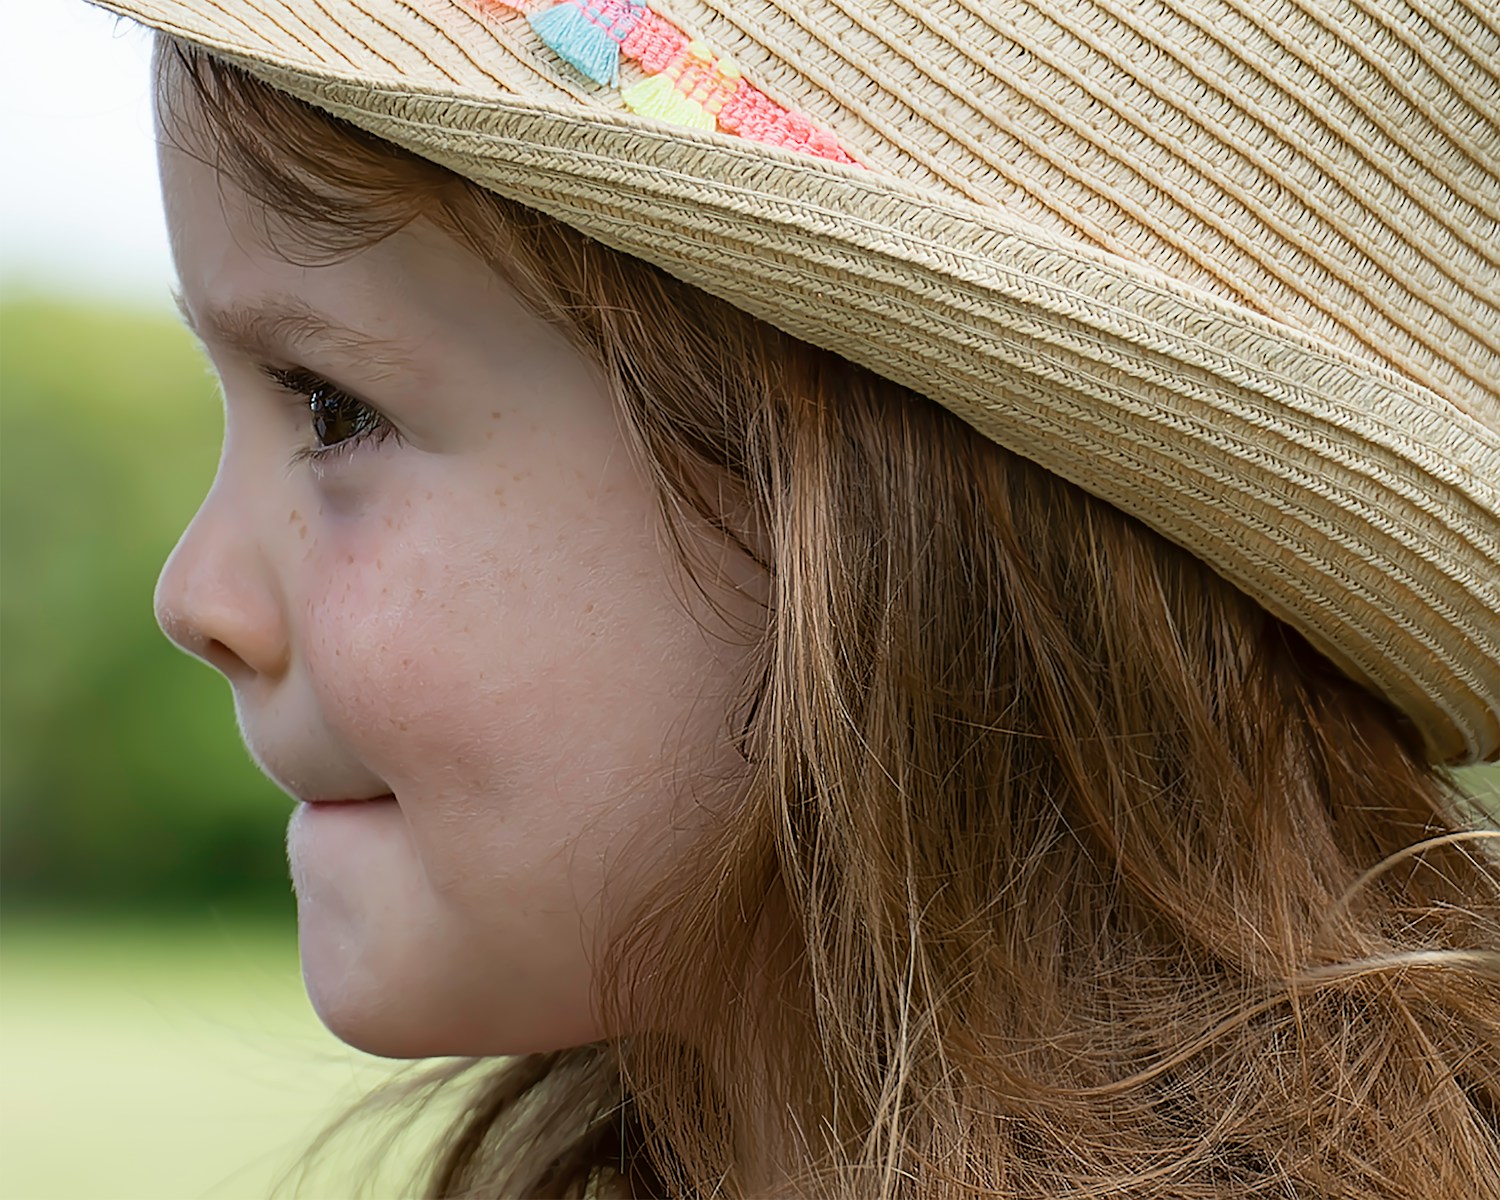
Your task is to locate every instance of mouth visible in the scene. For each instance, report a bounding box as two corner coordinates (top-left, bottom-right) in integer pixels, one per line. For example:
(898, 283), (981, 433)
(299, 793), (398, 808)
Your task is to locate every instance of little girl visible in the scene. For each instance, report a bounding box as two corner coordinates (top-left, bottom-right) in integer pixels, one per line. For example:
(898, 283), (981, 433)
(102, 0), (1498, 1195)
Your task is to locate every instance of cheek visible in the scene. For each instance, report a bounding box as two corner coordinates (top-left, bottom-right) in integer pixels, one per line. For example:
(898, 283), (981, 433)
(300, 496), (537, 793)
(293, 480), (711, 903)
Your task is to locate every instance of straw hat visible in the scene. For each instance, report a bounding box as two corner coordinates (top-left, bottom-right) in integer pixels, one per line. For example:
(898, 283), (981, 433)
(93, 0), (1499, 764)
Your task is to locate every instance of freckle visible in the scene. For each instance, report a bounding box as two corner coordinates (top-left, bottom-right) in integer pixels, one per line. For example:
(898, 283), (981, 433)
(346, 554), (354, 564)
(384, 515), (393, 528)
(485, 431), (494, 441)
(425, 491), (433, 501)
(489, 411), (502, 421)
(584, 603), (595, 613)
(376, 559), (383, 569)
(288, 509), (300, 524)
(398, 720), (408, 732)
(298, 525), (307, 540)
(402, 657), (410, 667)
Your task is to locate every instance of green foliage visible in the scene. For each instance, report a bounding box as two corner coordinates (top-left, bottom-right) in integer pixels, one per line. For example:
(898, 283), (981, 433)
(1, 295), (289, 913)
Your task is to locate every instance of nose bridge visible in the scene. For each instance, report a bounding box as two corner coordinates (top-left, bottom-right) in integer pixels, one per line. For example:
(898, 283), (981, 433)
(155, 464), (291, 681)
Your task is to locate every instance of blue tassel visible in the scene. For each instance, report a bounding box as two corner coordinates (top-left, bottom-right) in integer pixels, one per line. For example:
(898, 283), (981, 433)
(529, 1), (632, 87)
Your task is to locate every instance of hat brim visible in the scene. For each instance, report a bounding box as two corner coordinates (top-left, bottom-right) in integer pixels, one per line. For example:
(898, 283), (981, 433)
(96, 0), (1500, 763)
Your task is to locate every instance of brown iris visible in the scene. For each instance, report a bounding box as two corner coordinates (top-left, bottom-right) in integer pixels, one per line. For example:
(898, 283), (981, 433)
(308, 383), (379, 449)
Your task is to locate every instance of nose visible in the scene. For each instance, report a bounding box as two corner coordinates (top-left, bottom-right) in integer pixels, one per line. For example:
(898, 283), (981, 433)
(155, 479), (290, 681)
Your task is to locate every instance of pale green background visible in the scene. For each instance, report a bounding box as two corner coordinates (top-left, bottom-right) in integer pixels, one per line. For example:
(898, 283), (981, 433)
(1, 923), (418, 1199)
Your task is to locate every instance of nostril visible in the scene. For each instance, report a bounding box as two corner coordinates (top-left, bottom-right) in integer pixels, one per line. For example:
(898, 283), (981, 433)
(201, 638), (249, 678)
(156, 600), (253, 678)
(153, 538), (290, 679)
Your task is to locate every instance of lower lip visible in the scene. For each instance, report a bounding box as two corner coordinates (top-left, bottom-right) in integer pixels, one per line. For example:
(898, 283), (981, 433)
(292, 795), (399, 825)
(287, 794), (399, 848)
(286, 796), (400, 894)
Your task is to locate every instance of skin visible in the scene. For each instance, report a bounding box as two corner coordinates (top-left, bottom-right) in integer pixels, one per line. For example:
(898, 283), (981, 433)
(154, 90), (757, 1058)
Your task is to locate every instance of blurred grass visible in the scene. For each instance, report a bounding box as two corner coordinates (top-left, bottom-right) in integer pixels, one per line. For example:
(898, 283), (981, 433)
(0, 917), (447, 1200)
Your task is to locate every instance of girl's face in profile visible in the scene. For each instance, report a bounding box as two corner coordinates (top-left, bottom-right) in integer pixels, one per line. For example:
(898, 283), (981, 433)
(153, 91), (756, 1058)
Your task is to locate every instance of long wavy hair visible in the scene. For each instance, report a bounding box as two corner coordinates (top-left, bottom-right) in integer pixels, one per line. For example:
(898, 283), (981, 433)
(158, 38), (1500, 1200)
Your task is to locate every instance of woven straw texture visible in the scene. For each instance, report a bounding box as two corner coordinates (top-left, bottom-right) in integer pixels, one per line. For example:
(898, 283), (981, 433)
(93, 0), (1500, 763)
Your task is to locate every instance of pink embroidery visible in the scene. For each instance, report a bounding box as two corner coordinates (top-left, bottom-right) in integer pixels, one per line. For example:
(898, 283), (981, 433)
(576, 0), (639, 37)
(457, 0), (862, 166)
(617, 8), (684, 74)
(675, 43), (740, 117)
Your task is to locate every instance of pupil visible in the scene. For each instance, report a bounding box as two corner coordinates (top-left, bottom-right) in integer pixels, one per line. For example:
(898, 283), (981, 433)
(310, 387), (357, 447)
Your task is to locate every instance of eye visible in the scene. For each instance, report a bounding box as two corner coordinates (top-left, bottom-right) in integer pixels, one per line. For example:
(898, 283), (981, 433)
(262, 366), (399, 464)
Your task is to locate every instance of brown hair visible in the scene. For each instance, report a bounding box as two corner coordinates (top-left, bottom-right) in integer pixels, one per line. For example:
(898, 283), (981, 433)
(159, 39), (1500, 1200)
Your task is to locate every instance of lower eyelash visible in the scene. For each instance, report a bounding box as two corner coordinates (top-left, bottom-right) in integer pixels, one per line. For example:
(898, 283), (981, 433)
(290, 422), (399, 468)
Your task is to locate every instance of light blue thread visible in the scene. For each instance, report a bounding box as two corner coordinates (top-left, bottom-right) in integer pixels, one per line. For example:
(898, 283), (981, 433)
(529, 0), (640, 87)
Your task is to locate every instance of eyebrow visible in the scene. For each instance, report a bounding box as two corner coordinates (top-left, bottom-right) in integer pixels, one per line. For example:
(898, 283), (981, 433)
(172, 290), (420, 373)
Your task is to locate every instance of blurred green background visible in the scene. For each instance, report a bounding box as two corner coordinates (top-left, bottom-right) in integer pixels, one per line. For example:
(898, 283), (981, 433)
(2, 298), (285, 914)
(1, 295), (427, 1199)
(2, 294), (1497, 1199)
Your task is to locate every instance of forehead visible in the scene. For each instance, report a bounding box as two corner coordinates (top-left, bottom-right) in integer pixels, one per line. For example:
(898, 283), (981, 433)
(152, 42), (591, 375)
(152, 38), (443, 264)
(159, 131), (585, 413)
(152, 50), (340, 271)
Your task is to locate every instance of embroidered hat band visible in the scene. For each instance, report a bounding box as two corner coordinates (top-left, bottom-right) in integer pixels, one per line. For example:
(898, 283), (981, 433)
(90, 0), (1500, 763)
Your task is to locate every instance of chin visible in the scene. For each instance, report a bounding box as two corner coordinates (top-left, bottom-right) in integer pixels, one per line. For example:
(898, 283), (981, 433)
(297, 928), (607, 1059)
(304, 985), (605, 1060)
(298, 939), (434, 1059)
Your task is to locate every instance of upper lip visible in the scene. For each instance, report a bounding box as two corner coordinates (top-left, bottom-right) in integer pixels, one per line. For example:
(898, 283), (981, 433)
(298, 793), (396, 805)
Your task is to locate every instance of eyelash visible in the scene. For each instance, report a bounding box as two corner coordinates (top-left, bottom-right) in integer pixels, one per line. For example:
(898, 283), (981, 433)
(261, 366), (400, 466)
